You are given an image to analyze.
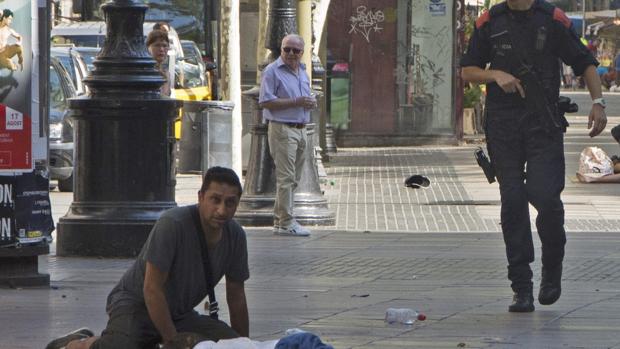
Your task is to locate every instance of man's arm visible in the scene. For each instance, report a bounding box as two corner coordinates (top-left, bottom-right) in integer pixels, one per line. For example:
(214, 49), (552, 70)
(259, 96), (315, 111)
(260, 97), (300, 110)
(582, 64), (607, 137)
(10, 28), (21, 44)
(461, 66), (524, 97)
(226, 278), (249, 337)
(144, 262), (177, 344)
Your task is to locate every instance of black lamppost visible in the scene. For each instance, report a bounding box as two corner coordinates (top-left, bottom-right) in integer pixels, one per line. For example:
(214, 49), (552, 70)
(56, 0), (181, 257)
(235, 0), (334, 226)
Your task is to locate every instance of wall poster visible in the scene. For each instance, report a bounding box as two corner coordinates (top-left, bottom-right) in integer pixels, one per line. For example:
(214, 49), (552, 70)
(409, 0), (454, 134)
(0, 0), (51, 247)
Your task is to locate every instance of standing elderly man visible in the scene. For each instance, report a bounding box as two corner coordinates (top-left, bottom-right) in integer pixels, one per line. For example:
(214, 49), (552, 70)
(259, 34), (316, 237)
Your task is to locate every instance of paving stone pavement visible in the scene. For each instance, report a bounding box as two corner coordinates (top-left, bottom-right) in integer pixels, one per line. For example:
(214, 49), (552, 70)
(322, 115), (620, 233)
(2, 116), (620, 348)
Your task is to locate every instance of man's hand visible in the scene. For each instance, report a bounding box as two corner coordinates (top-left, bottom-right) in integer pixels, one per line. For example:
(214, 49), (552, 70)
(588, 104), (607, 137)
(295, 96), (317, 110)
(493, 70), (525, 97)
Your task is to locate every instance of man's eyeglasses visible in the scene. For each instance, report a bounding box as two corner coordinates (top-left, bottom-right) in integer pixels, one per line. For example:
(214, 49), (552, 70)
(282, 47), (302, 54)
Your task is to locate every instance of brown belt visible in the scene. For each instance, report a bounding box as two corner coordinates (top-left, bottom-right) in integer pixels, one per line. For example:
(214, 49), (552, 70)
(283, 122), (306, 129)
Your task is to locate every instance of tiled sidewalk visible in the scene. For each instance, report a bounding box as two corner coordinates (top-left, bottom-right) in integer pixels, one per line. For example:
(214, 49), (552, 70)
(321, 144), (620, 233)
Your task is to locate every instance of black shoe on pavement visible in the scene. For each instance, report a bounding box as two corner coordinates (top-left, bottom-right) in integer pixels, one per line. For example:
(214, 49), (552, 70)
(539, 264), (562, 305)
(405, 175), (430, 189)
(611, 124), (620, 144)
(509, 291), (535, 312)
(45, 328), (95, 349)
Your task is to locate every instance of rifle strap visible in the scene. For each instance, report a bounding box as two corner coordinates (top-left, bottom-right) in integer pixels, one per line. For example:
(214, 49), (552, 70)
(504, 13), (561, 129)
(190, 205), (219, 320)
(504, 14), (533, 73)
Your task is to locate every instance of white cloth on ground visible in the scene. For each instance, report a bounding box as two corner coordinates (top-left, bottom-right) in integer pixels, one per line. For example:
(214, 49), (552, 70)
(193, 337), (278, 349)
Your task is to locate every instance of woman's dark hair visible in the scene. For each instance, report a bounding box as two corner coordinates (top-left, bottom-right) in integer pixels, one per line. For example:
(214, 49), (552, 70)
(153, 21), (170, 32)
(146, 29), (169, 48)
(200, 167), (242, 197)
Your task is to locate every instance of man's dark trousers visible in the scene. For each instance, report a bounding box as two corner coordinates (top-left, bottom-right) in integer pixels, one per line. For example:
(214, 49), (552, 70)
(486, 107), (566, 293)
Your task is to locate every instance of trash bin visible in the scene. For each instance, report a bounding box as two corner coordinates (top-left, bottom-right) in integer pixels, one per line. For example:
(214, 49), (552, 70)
(177, 101), (234, 174)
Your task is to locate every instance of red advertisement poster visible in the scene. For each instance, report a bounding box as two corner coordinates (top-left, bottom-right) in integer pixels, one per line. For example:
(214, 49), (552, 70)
(0, 104), (32, 171)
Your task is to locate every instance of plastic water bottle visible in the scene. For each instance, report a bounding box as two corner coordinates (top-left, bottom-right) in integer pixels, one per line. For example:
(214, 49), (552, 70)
(385, 308), (424, 325)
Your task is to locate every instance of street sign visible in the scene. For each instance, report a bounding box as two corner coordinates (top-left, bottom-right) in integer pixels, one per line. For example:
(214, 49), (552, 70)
(0, 105), (32, 171)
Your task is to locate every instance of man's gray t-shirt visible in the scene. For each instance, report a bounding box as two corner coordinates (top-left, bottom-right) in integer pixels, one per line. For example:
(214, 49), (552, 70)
(106, 205), (249, 320)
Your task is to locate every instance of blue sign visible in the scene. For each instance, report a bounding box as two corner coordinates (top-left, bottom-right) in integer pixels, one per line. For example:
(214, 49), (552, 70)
(429, 2), (446, 16)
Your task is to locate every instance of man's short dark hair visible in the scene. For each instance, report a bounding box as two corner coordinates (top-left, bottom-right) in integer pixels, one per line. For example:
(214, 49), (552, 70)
(1, 9), (13, 20)
(200, 167), (242, 197)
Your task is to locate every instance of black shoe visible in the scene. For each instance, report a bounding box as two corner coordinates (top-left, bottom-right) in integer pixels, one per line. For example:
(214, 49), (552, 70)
(405, 175), (430, 189)
(45, 328), (94, 349)
(611, 124), (620, 144)
(539, 264), (562, 305)
(509, 291), (535, 312)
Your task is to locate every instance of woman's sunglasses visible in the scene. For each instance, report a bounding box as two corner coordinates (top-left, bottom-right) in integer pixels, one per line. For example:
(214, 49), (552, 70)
(282, 47), (302, 54)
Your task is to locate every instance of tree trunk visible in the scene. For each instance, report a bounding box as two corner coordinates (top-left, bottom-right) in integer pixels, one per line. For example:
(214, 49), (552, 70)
(220, 0), (243, 175)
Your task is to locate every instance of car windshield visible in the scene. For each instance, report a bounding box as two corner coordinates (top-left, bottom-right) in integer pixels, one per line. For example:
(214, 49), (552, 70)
(54, 54), (77, 87)
(52, 35), (105, 48)
(182, 44), (196, 58)
(49, 64), (67, 115)
(77, 50), (99, 71)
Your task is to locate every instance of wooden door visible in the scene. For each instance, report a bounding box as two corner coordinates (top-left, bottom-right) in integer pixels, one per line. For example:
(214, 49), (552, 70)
(328, 0), (398, 133)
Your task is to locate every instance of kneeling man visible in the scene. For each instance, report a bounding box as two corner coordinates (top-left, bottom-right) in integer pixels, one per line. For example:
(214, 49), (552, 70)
(47, 167), (249, 349)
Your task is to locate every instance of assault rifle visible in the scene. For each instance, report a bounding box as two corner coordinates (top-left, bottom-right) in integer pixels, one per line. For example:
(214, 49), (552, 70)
(514, 64), (565, 131)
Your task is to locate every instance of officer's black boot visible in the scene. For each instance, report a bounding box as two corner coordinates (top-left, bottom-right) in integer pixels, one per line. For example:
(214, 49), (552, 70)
(509, 290), (535, 312)
(538, 264), (562, 305)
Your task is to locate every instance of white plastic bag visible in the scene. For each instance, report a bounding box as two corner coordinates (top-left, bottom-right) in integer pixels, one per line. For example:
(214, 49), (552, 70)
(577, 146), (614, 183)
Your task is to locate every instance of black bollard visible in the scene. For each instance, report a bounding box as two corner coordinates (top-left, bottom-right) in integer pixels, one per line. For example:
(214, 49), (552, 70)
(56, 0), (181, 257)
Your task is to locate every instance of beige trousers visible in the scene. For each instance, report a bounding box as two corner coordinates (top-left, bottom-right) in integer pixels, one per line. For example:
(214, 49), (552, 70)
(267, 121), (307, 227)
(0, 44), (23, 71)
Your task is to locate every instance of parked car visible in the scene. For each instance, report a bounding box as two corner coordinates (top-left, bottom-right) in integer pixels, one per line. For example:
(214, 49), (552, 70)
(48, 56), (77, 192)
(180, 39), (206, 87)
(72, 46), (101, 72)
(51, 45), (90, 95)
(181, 39), (217, 90)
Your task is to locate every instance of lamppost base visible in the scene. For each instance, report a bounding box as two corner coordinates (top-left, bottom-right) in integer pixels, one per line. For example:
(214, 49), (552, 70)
(235, 195), (276, 226)
(235, 193), (335, 227)
(0, 245), (50, 288)
(57, 201), (175, 257)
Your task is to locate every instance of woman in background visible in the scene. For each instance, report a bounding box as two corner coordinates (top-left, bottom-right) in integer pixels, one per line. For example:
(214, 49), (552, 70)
(147, 29), (171, 96)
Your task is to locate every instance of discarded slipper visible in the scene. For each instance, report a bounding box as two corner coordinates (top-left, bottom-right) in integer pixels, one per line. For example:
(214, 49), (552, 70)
(404, 175), (430, 189)
(45, 328), (94, 349)
(612, 124), (620, 144)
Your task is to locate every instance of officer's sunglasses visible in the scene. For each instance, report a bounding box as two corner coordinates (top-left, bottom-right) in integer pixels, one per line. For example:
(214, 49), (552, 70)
(282, 47), (302, 54)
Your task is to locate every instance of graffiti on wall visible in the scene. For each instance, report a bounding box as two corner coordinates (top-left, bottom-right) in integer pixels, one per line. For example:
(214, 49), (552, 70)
(349, 5), (385, 43)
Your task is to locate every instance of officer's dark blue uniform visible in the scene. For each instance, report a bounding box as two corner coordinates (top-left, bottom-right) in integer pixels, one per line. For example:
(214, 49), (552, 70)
(461, 0), (597, 311)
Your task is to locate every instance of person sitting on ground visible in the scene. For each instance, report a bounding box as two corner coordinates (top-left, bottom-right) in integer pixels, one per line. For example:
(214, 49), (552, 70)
(46, 166), (250, 349)
(147, 29), (171, 96)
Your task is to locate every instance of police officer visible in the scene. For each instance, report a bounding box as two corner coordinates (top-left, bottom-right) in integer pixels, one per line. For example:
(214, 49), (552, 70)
(461, 0), (607, 313)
